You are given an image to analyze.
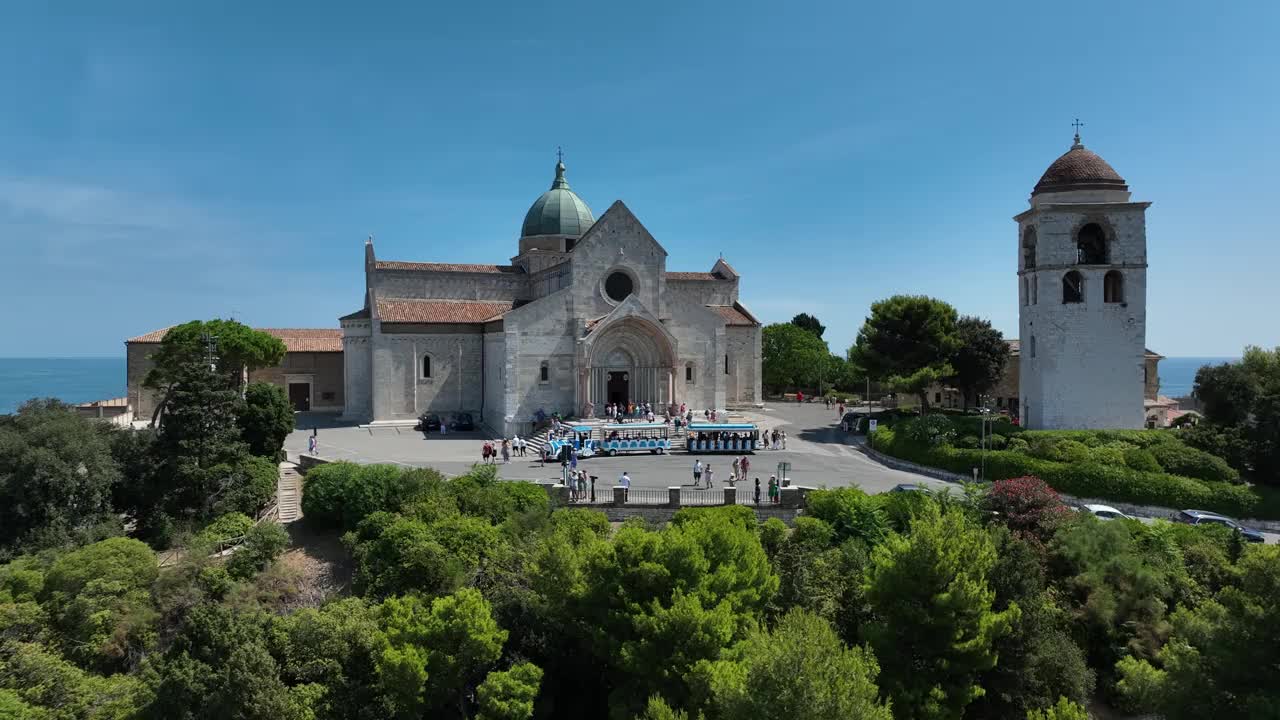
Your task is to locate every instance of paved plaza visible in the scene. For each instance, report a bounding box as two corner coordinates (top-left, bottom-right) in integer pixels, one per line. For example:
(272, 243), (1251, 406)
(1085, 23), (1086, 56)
(285, 402), (952, 495)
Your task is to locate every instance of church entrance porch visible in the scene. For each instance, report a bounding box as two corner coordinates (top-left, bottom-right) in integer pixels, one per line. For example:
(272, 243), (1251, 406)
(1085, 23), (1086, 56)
(607, 371), (629, 406)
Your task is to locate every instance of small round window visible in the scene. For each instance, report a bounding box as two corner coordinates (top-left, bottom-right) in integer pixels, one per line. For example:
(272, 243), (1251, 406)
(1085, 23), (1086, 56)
(604, 271), (633, 302)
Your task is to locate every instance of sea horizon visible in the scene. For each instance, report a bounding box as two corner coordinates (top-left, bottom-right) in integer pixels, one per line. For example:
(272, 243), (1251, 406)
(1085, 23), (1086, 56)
(0, 354), (1241, 416)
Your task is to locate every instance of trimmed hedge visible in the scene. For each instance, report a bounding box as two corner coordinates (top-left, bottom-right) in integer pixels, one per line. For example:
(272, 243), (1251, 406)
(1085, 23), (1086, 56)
(869, 426), (1264, 518)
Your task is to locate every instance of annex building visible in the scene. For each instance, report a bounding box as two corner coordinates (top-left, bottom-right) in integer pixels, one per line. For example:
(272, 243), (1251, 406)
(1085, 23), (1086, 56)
(121, 158), (763, 436)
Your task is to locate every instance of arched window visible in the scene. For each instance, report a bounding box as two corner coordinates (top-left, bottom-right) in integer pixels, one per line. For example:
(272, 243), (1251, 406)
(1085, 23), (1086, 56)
(1062, 271), (1084, 304)
(539, 361), (549, 383)
(1076, 223), (1107, 264)
(1021, 278), (1028, 306)
(1104, 270), (1124, 303)
(1031, 277), (1038, 305)
(724, 354), (730, 375)
(1022, 227), (1037, 269)
(1030, 335), (1036, 358)
(685, 363), (695, 384)
(421, 354), (432, 379)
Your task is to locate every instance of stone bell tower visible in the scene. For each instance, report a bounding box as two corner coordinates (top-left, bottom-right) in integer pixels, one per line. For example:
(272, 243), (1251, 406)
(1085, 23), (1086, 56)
(1016, 126), (1150, 429)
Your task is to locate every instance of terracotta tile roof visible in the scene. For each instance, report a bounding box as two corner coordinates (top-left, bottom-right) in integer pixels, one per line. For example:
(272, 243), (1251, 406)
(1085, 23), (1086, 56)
(667, 271), (726, 281)
(127, 327), (343, 352)
(375, 261), (522, 274)
(708, 304), (759, 326)
(377, 299), (514, 324)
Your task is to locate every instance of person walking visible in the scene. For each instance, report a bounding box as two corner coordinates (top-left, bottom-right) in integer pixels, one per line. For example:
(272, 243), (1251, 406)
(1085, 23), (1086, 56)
(705, 464), (715, 489)
(693, 458), (703, 488)
(589, 474), (597, 502)
(731, 456), (741, 485)
(740, 455), (750, 480)
(753, 477), (762, 506)
(619, 470), (631, 502)
(501, 439), (511, 464)
(781, 430), (788, 450)
(307, 432), (318, 455)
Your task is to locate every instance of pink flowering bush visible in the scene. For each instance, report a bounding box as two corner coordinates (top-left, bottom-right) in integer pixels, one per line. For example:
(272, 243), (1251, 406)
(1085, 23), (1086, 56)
(983, 476), (1070, 541)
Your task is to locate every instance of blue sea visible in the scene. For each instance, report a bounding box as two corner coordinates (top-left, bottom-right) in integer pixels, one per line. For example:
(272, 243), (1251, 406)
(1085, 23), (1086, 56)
(1158, 356), (1238, 398)
(0, 355), (1240, 416)
(0, 358), (127, 415)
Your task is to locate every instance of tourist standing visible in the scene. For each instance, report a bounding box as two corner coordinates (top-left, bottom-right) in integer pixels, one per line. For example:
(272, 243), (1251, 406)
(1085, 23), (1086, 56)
(693, 458), (703, 487)
(753, 478), (761, 505)
(619, 470), (631, 501)
(768, 476), (779, 504)
(740, 455), (750, 480)
(730, 456), (740, 484)
(781, 430), (788, 450)
(501, 439), (511, 464)
(705, 464), (715, 489)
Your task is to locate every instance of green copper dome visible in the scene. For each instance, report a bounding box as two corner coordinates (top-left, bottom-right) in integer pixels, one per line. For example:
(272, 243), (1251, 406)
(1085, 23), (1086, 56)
(521, 160), (595, 237)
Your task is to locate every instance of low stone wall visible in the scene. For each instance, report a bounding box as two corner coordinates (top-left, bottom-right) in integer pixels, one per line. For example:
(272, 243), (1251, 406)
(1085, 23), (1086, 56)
(594, 506), (802, 525)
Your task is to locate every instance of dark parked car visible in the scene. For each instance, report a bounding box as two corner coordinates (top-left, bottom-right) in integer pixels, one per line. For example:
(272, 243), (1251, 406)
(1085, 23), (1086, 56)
(1174, 509), (1266, 543)
(840, 412), (864, 432)
(452, 413), (476, 432)
(889, 483), (930, 494)
(416, 413), (442, 432)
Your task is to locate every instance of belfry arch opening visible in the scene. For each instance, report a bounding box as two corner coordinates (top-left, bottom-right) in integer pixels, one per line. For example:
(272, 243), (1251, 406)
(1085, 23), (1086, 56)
(1104, 270), (1124, 303)
(1062, 271), (1084, 304)
(1076, 223), (1107, 264)
(1022, 227), (1037, 270)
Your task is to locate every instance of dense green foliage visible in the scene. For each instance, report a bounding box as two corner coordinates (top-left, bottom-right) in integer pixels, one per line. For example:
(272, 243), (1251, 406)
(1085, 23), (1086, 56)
(950, 315), (1009, 411)
(761, 323), (829, 393)
(789, 312), (826, 338)
(1189, 346), (1280, 484)
(142, 320), (287, 421)
(850, 295), (961, 410)
(869, 418), (1271, 518)
(237, 382), (295, 459)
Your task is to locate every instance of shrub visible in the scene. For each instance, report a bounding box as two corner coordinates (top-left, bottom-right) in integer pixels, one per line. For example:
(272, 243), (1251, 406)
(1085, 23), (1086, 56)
(956, 435), (980, 449)
(215, 454), (279, 517)
(988, 434), (1009, 450)
(1150, 442), (1240, 484)
(806, 487), (888, 545)
(900, 415), (956, 448)
(193, 513), (254, 548)
(1087, 442), (1129, 468)
(226, 522), (290, 580)
(1007, 437), (1031, 453)
(300, 462), (451, 530)
(1123, 447), (1163, 473)
(983, 476), (1069, 542)
(300, 461), (362, 528)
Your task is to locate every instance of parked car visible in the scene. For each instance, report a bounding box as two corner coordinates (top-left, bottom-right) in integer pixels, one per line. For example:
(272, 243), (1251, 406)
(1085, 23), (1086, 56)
(889, 483), (930, 494)
(416, 413), (443, 432)
(840, 412), (864, 432)
(1174, 509), (1266, 543)
(452, 413), (476, 432)
(1080, 504), (1131, 521)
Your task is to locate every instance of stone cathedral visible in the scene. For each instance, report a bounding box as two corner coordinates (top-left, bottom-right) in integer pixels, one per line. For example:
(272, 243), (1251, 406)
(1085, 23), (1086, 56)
(339, 158), (763, 433)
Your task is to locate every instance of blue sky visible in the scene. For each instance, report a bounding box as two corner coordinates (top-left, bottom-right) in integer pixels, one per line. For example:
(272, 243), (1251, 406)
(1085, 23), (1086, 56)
(1, 1), (1275, 358)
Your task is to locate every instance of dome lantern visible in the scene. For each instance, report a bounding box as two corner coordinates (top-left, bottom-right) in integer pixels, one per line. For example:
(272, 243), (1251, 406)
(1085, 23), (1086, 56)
(521, 153), (595, 238)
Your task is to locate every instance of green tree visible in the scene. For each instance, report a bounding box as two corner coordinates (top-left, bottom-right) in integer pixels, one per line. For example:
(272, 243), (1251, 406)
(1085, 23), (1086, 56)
(143, 319), (287, 424)
(376, 588), (508, 718)
(790, 313), (826, 338)
(475, 662), (543, 720)
(762, 323), (829, 393)
(237, 382), (295, 458)
(226, 522), (290, 580)
(1026, 697), (1090, 720)
(0, 641), (149, 719)
(850, 295), (960, 411)
(950, 316), (1007, 411)
(1115, 544), (1280, 719)
(637, 696), (689, 720)
(0, 400), (123, 556)
(862, 505), (1018, 720)
(702, 609), (893, 720)
(1194, 361), (1258, 426)
(40, 537), (159, 671)
(273, 598), (394, 720)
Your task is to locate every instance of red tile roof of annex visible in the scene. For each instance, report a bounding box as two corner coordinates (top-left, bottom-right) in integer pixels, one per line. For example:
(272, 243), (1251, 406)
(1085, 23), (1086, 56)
(126, 327), (343, 352)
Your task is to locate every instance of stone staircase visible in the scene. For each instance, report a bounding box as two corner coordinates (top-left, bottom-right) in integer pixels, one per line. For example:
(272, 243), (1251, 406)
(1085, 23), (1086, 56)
(277, 462), (303, 523)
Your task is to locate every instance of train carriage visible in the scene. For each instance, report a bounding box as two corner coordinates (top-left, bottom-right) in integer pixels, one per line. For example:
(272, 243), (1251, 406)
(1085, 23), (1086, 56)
(544, 424), (598, 460)
(597, 422), (671, 455)
(685, 422), (760, 453)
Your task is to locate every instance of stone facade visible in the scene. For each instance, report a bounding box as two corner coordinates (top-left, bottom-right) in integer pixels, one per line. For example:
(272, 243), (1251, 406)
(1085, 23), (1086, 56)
(341, 161), (764, 433)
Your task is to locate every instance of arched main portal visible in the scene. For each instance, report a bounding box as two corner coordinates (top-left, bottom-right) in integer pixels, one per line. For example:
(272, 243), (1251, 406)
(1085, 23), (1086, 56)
(583, 317), (676, 410)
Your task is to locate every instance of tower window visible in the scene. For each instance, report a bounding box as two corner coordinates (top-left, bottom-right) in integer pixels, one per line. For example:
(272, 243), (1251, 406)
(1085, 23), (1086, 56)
(1062, 271), (1084, 304)
(421, 354), (432, 379)
(1021, 278), (1028, 306)
(686, 363), (695, 383)
(1031, 278), (1038, 305)
(724, 354), (730, 375)
(1022, 227), (1037, 269)
(604, 271), (634, 302)
(1030, 335), (1036, 358)
(1104, 270), (1124, 303)
(539, 361), (549, 383)
(1076, 223), (1107, 264)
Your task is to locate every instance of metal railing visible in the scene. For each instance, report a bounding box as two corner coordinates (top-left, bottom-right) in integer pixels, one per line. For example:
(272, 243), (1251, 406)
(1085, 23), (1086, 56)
(680, 489), (722, 506)
(624, 487), (670, 505)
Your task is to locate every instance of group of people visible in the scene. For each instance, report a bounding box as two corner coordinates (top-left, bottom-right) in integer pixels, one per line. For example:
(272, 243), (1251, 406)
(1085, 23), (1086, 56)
(604, 401), (659, 423)
(691, 455), (754, 488)
(753, 476), (783, 505)
(765, 428), (788, 450)
(566, 469), (597, 503)
(481, 436), (531, 464)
